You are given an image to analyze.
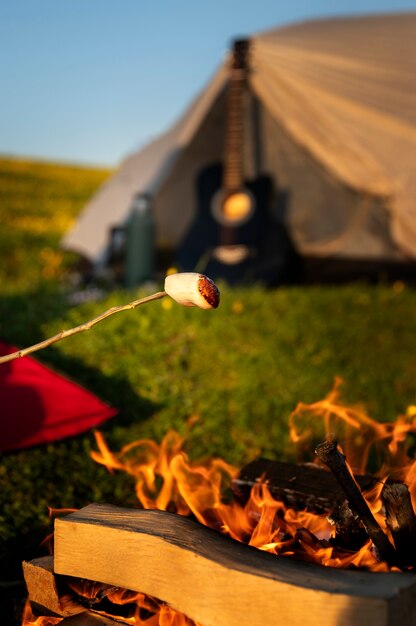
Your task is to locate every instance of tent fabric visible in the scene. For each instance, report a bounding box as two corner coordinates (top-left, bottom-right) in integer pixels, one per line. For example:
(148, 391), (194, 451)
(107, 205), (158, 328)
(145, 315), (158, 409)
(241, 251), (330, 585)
(63, 66), (228, 264)
(62, 12), (416, 265)
(250, 13), (416, 257)
(0, 341), (116, 452)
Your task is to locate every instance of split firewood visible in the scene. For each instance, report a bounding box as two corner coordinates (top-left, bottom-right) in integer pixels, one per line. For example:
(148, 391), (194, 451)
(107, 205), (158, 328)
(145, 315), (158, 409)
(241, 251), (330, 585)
(232, 457), (379, 513)
(382, 481), (416, 566)
(51, 503), (416, 626)
(315, 440), (396, 564)
(22, 556), (85, 618)
(23, 556), (120, 619)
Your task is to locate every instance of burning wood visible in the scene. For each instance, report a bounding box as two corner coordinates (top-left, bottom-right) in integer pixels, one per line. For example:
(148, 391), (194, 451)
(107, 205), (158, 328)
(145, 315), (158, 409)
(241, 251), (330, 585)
(382, 482), (416, 566)
(327, 500), (368, 551)
(21, 382), (416, 626)
(232, 457), (379, 513)
(42, 503), (416, 626)
(315, 439), (396, 564)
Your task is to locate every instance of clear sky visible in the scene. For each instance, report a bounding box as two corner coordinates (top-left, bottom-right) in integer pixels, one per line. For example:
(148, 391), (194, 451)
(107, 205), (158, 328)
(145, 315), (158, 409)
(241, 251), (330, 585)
(1, 0), (415, 167)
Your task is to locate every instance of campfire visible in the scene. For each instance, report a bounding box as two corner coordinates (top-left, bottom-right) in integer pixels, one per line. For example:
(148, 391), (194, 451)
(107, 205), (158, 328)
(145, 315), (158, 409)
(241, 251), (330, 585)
(10, 273), (415, 625)
(22, 380), (416, 626)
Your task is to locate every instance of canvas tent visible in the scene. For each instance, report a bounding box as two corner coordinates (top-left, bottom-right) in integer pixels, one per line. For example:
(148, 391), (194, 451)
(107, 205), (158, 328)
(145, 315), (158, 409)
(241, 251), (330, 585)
(62, 12), (416, 280)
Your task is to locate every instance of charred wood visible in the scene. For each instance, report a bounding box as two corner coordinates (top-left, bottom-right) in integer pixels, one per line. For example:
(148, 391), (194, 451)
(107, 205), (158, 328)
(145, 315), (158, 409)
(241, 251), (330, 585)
(232, 458), (379, 513)
(315, 440), (396, 564)
(382, 481), (416, 567)
(328, 500), (368, 552)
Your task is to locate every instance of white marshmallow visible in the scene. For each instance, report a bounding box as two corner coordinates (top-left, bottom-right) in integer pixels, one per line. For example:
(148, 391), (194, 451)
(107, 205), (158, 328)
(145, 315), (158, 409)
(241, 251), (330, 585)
(164, 273), (220, 309)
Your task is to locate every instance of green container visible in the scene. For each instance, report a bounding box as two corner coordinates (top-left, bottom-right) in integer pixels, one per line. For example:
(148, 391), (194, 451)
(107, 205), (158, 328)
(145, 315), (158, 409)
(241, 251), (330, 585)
(125, 194), (155, 288)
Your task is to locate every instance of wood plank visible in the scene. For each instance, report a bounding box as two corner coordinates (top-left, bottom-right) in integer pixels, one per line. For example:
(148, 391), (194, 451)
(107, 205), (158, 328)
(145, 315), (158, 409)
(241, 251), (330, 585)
(54, 504), (416, 626)
(22, 555), (85, 617)
(232, 458), (378, 512)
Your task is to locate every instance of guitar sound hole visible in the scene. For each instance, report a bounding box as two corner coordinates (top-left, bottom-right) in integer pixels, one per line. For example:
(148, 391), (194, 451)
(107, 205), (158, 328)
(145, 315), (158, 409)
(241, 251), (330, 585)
(223, 192), (252, 222)
(211, 188), (255, 227)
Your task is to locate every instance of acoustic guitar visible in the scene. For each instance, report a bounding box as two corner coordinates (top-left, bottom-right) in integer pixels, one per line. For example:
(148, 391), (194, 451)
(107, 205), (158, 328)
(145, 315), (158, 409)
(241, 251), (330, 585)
(179, 39), (290, 285)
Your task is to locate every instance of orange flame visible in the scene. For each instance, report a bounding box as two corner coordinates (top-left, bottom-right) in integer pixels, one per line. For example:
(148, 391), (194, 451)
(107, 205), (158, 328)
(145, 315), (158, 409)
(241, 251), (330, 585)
(289, 378), (416, 477)
(22, 380), (416, 625)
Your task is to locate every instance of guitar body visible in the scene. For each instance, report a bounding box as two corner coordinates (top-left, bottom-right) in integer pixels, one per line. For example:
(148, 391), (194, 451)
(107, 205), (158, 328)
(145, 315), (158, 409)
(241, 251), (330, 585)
(178, 163), (293, 285)
(178, 40), (298, 286)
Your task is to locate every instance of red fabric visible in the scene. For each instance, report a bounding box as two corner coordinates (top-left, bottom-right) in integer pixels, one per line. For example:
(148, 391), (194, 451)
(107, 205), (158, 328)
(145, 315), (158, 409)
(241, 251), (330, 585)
(0, 341), (117, 452)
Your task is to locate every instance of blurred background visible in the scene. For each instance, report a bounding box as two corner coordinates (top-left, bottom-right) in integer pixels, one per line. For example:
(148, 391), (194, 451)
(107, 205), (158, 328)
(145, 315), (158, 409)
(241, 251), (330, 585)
(1, 2), (416, 624)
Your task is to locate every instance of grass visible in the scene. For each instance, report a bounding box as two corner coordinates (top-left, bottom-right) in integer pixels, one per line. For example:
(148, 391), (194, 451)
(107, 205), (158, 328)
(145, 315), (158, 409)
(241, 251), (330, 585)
(0, 156), (111, 290)
(0, 156), (415, 598)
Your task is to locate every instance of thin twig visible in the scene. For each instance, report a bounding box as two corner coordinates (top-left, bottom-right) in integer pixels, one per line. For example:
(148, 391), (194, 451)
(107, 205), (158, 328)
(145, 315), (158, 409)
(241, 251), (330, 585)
(0, 291), (167, 365)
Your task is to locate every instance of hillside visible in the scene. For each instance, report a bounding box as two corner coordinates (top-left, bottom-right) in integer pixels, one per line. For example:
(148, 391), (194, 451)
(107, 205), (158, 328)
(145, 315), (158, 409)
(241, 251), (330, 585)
(0, 156), (112, 289)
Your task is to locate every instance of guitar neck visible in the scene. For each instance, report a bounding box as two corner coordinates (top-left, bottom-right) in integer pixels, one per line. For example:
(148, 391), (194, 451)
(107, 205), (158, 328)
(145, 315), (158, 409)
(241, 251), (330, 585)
(223, 40), (250, 193)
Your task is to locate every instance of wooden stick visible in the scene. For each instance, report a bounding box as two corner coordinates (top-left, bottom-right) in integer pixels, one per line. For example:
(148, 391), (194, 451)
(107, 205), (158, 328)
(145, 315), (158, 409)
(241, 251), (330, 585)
(0, 291), (166, 365)
(382, 482), (416, 565)
(315, 440), (396, 564)
(53, 503), (416, 626)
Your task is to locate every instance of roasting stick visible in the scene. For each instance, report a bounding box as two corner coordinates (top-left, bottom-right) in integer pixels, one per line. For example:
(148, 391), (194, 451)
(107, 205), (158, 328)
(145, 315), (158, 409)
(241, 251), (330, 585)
(0, 291), (166, 365)
(0, 273), (220, 365)
(315, 439), (396, 564)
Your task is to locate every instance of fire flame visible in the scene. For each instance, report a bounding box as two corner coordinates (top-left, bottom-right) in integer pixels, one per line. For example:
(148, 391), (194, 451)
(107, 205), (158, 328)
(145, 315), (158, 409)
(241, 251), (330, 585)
(22, 380), (416, 625)
(290, 378), (416, 506)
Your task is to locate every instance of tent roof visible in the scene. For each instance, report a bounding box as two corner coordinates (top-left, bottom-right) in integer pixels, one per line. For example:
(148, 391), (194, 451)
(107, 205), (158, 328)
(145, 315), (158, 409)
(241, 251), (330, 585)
(62, 12), (416, 263)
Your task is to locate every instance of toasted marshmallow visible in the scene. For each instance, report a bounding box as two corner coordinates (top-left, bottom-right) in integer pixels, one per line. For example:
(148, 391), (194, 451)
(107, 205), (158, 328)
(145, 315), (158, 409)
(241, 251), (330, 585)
(164, 273), (220, 309)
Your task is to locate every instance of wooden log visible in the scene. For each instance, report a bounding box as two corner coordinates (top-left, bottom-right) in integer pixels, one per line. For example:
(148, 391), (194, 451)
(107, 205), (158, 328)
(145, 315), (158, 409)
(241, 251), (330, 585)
(54, 503), (416, 626)
(382, 482), (416, 566)
(232, 458), (378, 513)
(315, 440), (396, 564)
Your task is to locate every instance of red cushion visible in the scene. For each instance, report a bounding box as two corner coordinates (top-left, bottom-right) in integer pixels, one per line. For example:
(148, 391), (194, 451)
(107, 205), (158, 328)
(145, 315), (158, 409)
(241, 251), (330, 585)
(0, 341), (117, 452)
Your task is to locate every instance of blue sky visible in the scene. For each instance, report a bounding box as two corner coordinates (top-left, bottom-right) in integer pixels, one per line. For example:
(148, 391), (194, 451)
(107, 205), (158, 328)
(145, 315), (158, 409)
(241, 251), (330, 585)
(1, 0), (415, 167)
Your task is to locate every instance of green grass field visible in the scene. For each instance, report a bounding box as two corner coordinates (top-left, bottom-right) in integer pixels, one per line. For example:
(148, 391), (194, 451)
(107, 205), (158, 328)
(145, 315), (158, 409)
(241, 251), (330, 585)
(0, 157), (415, 613)
(0, 157), (112, 290)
